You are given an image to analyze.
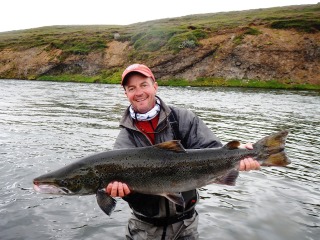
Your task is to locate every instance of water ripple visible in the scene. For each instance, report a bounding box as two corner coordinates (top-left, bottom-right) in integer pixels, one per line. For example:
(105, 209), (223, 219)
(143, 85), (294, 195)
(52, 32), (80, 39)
(0, 80), (319, 239)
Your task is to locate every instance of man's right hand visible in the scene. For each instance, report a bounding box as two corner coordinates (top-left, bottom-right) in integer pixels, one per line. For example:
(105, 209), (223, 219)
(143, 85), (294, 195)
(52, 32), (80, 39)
(106, 181), (131, 197)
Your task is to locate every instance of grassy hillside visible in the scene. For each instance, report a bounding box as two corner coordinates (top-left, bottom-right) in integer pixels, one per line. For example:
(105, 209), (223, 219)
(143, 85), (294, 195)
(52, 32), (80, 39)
(1, 4), (319, 53)
(0, 4), (319, 90)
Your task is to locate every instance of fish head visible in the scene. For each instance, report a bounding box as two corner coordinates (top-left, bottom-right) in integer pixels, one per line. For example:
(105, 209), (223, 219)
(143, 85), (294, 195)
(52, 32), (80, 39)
(33, 163), (100, 195)
(33, 181), (71, 194)
(33, 172), (83, 195)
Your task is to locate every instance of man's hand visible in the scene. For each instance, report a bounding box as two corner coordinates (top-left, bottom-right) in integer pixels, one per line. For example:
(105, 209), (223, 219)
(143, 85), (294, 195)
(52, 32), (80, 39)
(238, 143), (260, 171)
(106, 181), (131, 197)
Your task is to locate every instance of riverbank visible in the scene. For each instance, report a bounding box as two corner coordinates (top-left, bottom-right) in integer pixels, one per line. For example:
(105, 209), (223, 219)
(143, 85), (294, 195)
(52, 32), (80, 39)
(1, 4), (319, 87)
(35, 74), (320, 90)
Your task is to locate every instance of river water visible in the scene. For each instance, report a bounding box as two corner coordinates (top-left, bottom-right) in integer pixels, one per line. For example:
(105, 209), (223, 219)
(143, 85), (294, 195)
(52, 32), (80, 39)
(0, 80), (319, 240)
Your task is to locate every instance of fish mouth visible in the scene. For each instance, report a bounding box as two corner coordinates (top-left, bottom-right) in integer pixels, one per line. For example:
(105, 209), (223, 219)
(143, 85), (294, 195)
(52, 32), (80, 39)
(33, 183), (73, 194)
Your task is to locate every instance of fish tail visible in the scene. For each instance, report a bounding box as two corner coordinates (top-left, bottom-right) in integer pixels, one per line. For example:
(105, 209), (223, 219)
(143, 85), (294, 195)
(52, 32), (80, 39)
(253, 130), (290, 166)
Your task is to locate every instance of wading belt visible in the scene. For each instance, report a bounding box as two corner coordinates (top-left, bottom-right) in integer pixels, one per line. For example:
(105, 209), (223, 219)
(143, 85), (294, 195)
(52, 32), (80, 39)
(133, 208), (195, 227)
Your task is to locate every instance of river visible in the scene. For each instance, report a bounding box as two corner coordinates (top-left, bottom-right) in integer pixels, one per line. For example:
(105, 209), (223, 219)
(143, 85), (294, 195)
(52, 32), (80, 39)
(0, 80), (319, 240)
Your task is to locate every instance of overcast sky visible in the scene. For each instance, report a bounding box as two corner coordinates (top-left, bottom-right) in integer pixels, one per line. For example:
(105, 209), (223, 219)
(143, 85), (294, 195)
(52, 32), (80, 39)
(1, 0), (318, 33)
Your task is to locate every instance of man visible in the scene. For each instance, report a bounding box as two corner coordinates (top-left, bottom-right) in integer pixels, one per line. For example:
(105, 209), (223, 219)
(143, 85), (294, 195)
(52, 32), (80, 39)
(107, 64), (260, 240)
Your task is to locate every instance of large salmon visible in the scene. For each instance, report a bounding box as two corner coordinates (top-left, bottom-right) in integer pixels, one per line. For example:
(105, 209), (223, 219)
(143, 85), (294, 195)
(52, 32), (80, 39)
(33, 130), (290, 215)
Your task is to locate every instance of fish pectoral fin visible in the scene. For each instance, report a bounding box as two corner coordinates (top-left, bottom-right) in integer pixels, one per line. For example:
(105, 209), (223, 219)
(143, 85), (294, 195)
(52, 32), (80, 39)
(96, 189), (117, 216)
(214, 169), (239, 186)
(223, 141), (241, 150)
(160, 192), (185, 208)
(154, 140), (186, 153)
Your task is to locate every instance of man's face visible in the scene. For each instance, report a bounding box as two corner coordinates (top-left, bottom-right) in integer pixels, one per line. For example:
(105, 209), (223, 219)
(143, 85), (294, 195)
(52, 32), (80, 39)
(124, 73), (158, 114)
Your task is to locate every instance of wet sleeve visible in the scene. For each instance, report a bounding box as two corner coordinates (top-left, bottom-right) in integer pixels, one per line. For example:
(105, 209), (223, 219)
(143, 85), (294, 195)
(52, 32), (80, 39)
(174, 107), (223, 149)
(113, 128), (137, 149)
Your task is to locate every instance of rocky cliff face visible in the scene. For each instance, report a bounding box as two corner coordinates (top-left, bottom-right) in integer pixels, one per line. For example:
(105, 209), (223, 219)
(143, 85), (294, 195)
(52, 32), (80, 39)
(0, 26), (319, 84)
(151, 27), (319, 85)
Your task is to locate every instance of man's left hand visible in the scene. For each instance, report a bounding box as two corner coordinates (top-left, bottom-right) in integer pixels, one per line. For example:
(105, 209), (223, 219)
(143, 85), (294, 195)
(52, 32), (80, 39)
(238, 143), (260, 171)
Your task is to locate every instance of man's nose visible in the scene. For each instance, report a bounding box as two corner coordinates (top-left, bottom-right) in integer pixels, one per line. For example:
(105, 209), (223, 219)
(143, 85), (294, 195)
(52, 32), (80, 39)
(135, 87), (143, 95)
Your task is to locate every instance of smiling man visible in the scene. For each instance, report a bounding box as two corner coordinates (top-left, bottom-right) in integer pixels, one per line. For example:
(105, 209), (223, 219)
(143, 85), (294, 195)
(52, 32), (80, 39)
(107, 63), (260, 240)
(123, 64), (158, 114)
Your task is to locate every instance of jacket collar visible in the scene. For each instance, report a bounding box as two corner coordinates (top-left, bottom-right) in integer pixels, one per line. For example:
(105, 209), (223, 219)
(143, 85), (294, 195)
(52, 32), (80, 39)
(119, 96), (171, 131)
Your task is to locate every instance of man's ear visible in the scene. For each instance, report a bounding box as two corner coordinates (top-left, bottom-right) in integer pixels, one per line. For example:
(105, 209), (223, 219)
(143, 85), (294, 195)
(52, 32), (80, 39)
(123, 86), (128, 96)
(154, 81), (158, 91)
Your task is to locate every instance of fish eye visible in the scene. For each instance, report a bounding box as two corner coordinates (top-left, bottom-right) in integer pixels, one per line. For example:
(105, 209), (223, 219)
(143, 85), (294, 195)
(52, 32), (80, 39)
(60, 180), (67, 186)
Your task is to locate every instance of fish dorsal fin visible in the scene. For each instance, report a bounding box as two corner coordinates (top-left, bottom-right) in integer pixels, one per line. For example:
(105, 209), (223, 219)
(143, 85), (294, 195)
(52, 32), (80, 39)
(223, 140), (241, 150)
(154, 140), (186, 153)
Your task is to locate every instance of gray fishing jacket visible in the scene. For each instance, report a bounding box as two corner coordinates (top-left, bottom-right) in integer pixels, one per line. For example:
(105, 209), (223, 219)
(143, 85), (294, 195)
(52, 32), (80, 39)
(113, 96), (222, 218)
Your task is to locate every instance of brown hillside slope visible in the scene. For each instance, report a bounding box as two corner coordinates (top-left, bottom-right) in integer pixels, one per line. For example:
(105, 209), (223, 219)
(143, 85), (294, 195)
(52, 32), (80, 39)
(0, 5), (319, 85)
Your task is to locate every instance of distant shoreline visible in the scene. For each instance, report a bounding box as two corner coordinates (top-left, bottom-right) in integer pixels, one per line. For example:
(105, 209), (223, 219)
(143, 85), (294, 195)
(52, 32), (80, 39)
(2, 77), (319, 91)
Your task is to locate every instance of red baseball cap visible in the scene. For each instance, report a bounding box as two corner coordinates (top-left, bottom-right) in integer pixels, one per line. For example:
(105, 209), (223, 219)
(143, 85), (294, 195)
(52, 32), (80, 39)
(121, 64), (156, 86)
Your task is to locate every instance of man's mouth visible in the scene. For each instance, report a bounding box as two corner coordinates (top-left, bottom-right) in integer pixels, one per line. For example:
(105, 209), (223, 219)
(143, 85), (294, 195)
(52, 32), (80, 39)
(136, 98), (147, 102)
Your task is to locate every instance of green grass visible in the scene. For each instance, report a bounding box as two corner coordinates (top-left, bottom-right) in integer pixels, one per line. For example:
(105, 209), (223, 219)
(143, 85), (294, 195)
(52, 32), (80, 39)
(48, 37), (106, 54)
(270, 19), (320, 33)
(132, 28), (183, 52)
(167, 32), (199, 52)
(37, 74), (101, 83)
(157, 78), (320, 90)
(0, 26), (115, 52)
(36, 74), (320, 90)
(37, 69), (123, 84)
(233, 27), (262, 45)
